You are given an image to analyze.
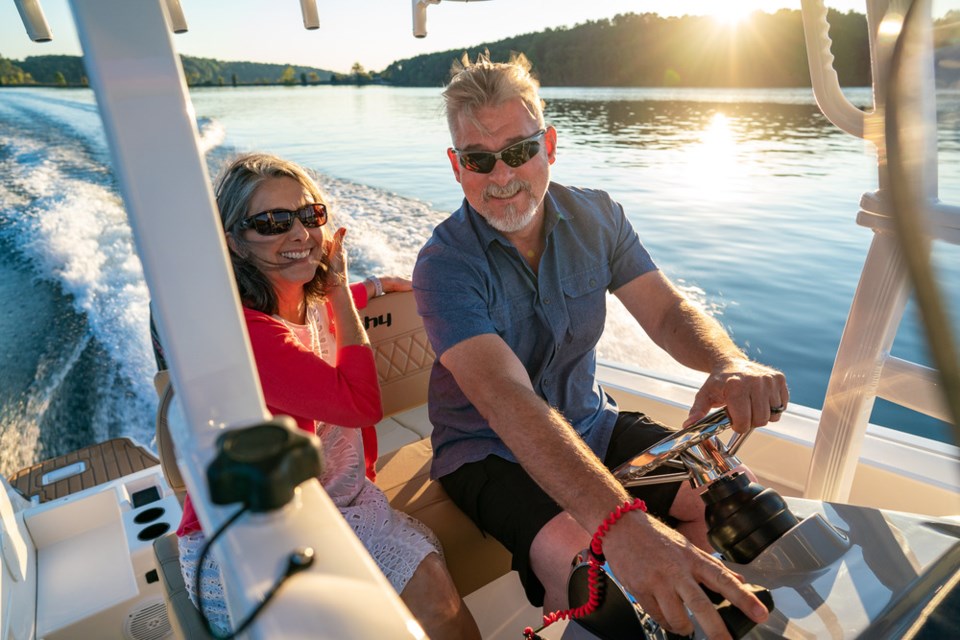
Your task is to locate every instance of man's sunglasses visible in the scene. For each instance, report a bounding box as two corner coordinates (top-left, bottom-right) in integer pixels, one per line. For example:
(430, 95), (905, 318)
(237, 203), (328, 236)
(453, 129), (546, 174)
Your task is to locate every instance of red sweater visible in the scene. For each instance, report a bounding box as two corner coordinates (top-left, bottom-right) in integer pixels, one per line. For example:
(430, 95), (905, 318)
(177, 283), (382, 536)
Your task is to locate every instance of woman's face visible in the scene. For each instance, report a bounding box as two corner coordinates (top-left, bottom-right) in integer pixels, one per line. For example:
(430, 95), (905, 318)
(230, 176), (330, 297)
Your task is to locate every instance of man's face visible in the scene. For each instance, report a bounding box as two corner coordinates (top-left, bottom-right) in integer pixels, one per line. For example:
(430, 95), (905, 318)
(448, 98), (556, 235)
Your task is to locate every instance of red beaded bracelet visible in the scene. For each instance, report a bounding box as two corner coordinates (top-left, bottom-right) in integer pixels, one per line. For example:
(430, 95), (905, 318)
(522, 498), (647, 640)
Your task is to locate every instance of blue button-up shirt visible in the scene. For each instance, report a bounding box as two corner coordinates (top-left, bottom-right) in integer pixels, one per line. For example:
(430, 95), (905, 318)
(413, 182), (657, 479)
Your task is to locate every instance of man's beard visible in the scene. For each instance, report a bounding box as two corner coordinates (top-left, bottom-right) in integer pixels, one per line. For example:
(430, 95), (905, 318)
(480, 179), (538, 233)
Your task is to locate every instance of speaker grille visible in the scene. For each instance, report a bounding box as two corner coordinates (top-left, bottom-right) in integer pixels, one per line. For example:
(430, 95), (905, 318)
(124, 599), (171, 640)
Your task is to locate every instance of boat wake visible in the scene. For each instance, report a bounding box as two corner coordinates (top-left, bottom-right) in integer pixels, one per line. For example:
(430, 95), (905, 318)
(0, 89), (163, 472)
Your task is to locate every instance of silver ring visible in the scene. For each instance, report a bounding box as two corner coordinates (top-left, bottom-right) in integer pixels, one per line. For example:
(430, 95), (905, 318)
(770, 405), (785, 415)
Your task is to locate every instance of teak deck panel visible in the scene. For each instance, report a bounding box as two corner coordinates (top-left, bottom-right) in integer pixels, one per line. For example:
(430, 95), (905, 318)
(8, 438), (159, 503)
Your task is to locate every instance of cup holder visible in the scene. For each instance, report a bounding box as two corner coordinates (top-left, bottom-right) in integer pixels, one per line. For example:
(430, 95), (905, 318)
(133, 507), (166, 524)
(137, 522), (171, 541)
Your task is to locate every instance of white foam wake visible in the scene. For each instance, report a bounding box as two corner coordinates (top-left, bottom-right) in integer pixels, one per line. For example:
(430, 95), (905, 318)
(0, 94), (157, 450)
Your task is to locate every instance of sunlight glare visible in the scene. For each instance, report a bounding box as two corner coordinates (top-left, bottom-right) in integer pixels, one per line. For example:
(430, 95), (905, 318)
(710, 5), (754, 27)
(878, 14), (904, 37)
(682, 112), (743, 197)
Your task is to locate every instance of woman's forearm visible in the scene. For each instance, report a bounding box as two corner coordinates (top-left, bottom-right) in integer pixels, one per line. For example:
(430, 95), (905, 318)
(327, 284), (370, 350)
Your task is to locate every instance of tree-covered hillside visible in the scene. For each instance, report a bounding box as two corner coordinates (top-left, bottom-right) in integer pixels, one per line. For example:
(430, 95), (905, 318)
(3, 10), (959, 89)
(382, 9), (960, 88)
(0, 53), (334, 86)
(382, 10), (866, 87)
(179, 57), (334, 86)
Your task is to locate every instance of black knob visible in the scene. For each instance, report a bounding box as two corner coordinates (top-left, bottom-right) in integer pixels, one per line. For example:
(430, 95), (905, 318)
(207, 417), (323, 512)
(702, 472), (799, 564)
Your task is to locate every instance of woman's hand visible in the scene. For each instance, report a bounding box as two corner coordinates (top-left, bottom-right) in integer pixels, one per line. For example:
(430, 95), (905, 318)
(325, 227), (349, 289)
(365, 275), (412, 300)
(325, 227), (369, 348)
(379, 276), (412, 294)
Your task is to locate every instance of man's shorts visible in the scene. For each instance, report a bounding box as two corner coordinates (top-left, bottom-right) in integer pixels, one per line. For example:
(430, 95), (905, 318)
(438, 411), (684, 607)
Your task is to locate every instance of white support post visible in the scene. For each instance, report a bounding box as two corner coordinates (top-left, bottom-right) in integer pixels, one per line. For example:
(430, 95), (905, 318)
(300, 0), (320, 30)
(13, 0), (53, 42)
(66, 0), (418, 636)
(804, 230), (910, 501)
(801, 0), (947, 502)
(162, 0), (188, 33)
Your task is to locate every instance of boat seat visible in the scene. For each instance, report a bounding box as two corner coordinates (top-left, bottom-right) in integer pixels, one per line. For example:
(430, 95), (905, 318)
(364, 292), (513, 595)
(153, 370), (187, 506)
(152, 371), (204, 639)
(154, 532), (213, 640)
(376, 437), (512, 597)
(365, 293), (511, 595)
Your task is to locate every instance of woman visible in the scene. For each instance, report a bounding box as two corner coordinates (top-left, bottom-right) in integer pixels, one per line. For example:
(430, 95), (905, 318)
(177, 153), (479, 639)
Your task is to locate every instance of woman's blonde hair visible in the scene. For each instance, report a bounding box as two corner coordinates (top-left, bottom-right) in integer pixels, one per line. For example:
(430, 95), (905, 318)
(442, 52), (545, 139)
(215, 153), (330, 314)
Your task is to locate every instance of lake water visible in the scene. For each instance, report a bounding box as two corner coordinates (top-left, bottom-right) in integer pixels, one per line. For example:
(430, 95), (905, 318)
(0, 84), (957, 475)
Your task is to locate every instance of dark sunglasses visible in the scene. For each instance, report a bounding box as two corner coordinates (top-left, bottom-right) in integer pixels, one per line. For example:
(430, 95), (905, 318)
(237, 203), (328, 236)
(453, 129), (546, 174)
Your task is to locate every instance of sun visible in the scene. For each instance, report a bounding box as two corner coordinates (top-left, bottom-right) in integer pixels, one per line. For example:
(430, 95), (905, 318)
(709, 5), (756, 27)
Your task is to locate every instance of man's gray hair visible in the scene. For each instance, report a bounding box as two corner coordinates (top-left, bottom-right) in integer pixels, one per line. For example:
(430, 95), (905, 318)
(442, 52), (545, 139)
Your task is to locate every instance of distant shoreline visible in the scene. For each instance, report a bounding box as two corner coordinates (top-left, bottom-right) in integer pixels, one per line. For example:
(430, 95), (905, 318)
(0, 81), (392, 89)
(1, 80), (835, 90)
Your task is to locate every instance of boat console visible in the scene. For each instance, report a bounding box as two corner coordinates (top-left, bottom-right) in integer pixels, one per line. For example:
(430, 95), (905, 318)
(564, 409), (960, 639)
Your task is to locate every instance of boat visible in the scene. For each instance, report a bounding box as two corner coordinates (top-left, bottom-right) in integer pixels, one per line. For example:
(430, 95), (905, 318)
(1, 0), (957, 638)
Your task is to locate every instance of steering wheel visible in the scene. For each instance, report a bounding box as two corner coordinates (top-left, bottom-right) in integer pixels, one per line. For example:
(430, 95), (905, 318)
(570, 408), (777, 640)
(611, 408), (749, 490)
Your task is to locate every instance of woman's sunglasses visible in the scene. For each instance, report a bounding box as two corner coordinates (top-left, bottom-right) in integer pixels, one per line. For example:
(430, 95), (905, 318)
(453, 129), (546, 174)
(237, 203), (328, 236)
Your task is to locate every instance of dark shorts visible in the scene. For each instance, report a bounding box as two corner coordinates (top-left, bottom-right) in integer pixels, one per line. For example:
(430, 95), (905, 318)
(438, 411), (683, 607)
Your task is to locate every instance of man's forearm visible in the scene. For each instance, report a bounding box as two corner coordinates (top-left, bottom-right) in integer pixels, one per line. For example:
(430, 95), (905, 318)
(617, 271), (787, 431)
(659, 297), (748, 374)
(440, 334), (656, 536)
(616, 271), (748, 375)
(484, 382), (638, 531)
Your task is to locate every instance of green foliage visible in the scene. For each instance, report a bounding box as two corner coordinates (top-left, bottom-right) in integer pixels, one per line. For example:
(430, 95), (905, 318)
(180, 57), (333, 86)
(279, 66), (297, 85)
(0, 53), (332, 87)
(331, 62), (376, 85)
(380, 9), (875, 88)
(0, 55), (32, 85)
(19, 54), (86, 84)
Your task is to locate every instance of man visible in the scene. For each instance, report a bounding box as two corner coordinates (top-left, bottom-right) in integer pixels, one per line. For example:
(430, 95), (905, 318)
(413, 53), (787, 639)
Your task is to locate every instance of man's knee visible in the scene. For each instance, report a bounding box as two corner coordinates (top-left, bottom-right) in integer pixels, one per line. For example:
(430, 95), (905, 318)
(529, 513), (591, 604)
(669, 481), (707, 522)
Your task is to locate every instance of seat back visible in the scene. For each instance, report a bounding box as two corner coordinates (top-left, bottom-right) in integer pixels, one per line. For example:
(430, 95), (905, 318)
(153, 532), (213, 640)
(362, 290), (435, 418)
(153, 370), (187, 507)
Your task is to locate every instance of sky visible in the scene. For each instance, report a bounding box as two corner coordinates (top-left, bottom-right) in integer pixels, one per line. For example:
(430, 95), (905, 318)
(2, 0), (957, 74)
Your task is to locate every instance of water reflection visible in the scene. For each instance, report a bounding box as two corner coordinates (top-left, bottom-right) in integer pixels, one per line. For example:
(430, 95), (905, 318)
(683, 112), (743, 194)
(548, 98), (836, 152)
(536, 89), (959, 444)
